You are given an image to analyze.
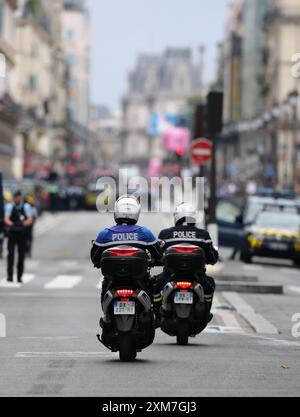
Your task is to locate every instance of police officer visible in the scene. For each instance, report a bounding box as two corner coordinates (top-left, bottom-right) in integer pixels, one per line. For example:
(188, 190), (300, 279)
(91, 195), (163, 303)
(4, 190), (33, 283)
(153, 202), (219, 324)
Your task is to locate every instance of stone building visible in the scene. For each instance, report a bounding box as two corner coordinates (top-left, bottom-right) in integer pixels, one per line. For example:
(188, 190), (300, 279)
(123, 47), (205, 166)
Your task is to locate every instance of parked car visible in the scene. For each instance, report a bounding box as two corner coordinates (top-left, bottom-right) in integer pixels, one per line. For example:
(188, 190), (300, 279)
(240, 210), (300, 266)
(217, 194), (300, 249)
(216, 197), (244, 248)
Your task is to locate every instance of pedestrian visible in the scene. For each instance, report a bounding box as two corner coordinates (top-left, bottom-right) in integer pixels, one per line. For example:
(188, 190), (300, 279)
(4, 190), (33, 284)
(25, 195), (39, 257)
(0, 173), (4, 259)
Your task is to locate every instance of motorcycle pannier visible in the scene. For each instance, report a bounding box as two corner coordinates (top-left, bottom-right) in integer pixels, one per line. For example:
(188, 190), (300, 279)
(100, 246), (149, 281)
(164, 244), (206, 274)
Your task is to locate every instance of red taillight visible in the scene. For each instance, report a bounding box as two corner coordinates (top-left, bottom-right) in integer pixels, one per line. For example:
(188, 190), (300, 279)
(173, 245), (199, 254)
(176, 282), (193, 289)
(109, 248), (139, 257)
(116, 289), (135, 297)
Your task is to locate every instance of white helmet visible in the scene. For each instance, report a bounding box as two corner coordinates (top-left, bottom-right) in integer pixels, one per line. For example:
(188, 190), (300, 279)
(114, 195), (141, 224)
(174, 203), (197, 225)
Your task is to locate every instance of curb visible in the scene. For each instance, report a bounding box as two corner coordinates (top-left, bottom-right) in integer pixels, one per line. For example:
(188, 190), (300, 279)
(216, 275), (258, 283)
(222, 291), (279, 335)
(216, 281), (283, 295)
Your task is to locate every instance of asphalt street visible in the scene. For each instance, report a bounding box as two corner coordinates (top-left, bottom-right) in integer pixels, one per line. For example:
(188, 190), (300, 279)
(0, 211), (300, 397)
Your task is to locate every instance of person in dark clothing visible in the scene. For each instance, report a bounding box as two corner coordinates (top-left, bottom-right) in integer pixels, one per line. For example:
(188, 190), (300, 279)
(4, 191), (33, 283)
(91, 195), (163, 305)
(0, 174), (4, 259)
(25, 195), (39, 257)
(153, 203), (219, 324)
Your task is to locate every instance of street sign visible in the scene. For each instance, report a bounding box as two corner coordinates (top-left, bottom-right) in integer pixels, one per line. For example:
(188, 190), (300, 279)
(190, 138), (213, 165)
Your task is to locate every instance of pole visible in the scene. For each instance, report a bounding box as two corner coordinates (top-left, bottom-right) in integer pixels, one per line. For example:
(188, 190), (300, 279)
(0, 172), (3, 222)
(209, 134), (217, 224)
(206, 92), (223, 246)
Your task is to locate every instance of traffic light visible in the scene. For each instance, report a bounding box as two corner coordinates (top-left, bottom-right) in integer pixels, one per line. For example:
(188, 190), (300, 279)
(193, 104), (207, 139)
(207, 91), (223, 135)
(176, 147), (185, 157)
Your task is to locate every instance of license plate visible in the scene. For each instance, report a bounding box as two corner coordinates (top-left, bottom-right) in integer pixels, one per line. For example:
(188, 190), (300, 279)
(114, 301), (135, 315)
(267, 242), (289, 251)
(174, 291), (193, 305)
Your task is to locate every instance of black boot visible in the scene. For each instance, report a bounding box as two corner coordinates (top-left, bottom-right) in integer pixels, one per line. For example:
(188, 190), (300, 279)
(153, 293), (163, 328)
(204, 294), (214, 324)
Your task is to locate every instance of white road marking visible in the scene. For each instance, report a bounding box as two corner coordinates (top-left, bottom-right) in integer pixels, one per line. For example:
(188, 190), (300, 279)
(223, 292), (278, 335)
(242, 265), (263, 272)
(287, 286), (300, 295)
(204, 326), (242, 334)
(22, 274), (36, 284)
(18, 336), (80, 340)
(0, 279), (22, 288)
(216, 311), (245, 334)
(44, 275), (82, 290)
(15, 352), (116, 358)
(280, 268), (299, 275)
(0, 275), (35, 287)
(248, 334), (300, 347)
(213, 294), (245, 334)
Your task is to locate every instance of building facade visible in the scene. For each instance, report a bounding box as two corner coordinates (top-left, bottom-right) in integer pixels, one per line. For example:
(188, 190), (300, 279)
(89, 105), (122, 166)
(220, 0), (300, 190)
(12, 0), (68, 178)
(0, 0), (20, 178)
(123, 47), (204, 166)
(62, 0), (90, 127)
(264, 0), (300, 188)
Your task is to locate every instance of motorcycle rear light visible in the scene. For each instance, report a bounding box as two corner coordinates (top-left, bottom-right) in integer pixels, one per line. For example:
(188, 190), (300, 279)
(176, 282), (193, 289)
(109, 248), (139, 257)
(173, 245), (199, 254)
(116, 289), (134, 297)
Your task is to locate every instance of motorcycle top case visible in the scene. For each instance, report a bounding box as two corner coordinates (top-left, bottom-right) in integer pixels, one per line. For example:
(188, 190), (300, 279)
(163, 244), (206, 275)
(100, 246), (149, 281)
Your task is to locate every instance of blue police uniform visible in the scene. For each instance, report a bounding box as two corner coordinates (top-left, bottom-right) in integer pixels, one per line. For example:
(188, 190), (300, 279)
(91, 224), (163, 301)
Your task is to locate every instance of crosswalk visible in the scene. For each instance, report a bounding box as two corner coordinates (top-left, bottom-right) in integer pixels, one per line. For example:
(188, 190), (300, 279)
(0, 273), (101, 291)
(0, 271), (296, 337)
(44, 275), (82, 289)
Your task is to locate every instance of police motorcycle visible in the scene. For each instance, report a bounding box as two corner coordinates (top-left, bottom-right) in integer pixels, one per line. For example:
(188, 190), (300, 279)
(97, 245), (156, 361)
(94, 195), (159, 362)
(160, 243), (208, 346)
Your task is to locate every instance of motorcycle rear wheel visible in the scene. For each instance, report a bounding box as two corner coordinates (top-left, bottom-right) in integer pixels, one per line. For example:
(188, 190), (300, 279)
(119, 334), (137, 362)
(176, 320), (189, 346)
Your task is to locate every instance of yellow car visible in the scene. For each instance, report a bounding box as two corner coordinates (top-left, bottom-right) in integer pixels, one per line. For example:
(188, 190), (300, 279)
(241, 210), (300, 266)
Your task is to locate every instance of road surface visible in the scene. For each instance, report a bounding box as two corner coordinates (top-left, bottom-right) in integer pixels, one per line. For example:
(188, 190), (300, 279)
(0, 212), (300, 397)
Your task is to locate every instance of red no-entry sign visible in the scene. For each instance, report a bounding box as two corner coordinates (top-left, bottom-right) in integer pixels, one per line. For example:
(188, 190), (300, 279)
(191, 138), (213, 165)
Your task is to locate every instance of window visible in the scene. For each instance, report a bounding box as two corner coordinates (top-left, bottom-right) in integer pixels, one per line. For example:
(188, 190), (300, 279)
(66, 30), (74, 42)
(66, 54), (76, 68)
(29, 75), (38, 91)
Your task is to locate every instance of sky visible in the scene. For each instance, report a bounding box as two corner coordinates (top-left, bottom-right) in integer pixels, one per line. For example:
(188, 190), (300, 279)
(87, 0), (229, 111)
